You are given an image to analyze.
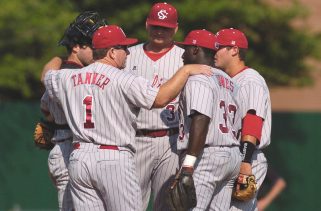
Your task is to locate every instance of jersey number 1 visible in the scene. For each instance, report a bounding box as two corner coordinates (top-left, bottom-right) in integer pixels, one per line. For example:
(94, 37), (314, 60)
(83, 96), (95, 129)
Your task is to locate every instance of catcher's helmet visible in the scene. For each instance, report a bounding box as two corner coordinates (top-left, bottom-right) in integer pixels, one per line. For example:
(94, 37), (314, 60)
(59, 11), (107, 47)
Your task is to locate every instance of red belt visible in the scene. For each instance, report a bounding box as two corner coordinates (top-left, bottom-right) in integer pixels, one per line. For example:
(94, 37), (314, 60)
(136, 127), (179, 138)
(73, 143), (119, 150)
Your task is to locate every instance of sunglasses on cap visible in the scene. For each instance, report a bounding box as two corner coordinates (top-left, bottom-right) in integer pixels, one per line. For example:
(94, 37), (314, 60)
(215, 43), (234, 51)
(112, 45), (128, 51)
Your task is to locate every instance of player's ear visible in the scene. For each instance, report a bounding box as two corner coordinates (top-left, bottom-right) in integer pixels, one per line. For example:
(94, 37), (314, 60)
(193, 46), (199, 55)
(108, 48), (117, 60)
(72, 44), (81, 54)
(231, 46), (239, 57)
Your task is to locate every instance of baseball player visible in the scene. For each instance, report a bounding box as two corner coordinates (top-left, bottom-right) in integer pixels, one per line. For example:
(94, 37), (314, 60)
(40, 11), (106, 211)
(214, 28), (272, 211)
(43, 25), (212, 211)
(123, 2), (184, 210)
(175, 29), (242, 210)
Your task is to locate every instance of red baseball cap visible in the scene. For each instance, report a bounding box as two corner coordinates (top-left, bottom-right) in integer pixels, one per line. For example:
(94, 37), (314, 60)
(146, 2), (178, 28)
(92, 25), (138, 49)
(215, 28), (248, 49)
(176, 29), (217, 50)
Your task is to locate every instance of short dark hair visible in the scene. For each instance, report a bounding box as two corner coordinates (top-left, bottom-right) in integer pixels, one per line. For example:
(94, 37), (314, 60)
(93, 48), (109, 60)
(223, 46), (247, 61)
(64, 43), (92, 54)
(238, 48), (247, 61)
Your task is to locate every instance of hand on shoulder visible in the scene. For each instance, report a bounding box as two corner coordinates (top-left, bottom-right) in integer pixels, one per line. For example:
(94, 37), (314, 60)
(181, 64), (213, 77)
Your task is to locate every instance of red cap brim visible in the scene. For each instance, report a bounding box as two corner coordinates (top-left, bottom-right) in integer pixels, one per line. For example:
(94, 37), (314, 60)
(175, 41), (189, 46)
(118, 38), (138, 46)
(146, 20), (177, 29)
(175, 41), (216, 50)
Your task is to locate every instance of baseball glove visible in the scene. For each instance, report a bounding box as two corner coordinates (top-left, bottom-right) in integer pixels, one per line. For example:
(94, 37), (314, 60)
(33, 120), (54, 150)
(167, 167), (197, 211)
(232, 174), (257, 201)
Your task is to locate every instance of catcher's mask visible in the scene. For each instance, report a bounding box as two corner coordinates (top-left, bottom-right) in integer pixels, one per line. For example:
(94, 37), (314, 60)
(59, 11), (108, 47)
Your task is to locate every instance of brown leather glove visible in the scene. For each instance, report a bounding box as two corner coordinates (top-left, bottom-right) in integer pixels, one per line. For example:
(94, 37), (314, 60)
(232, 174), (257, 201)
(33, 120), (54, 150)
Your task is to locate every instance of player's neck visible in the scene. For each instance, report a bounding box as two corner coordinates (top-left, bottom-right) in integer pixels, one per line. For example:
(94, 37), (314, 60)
(98, 58), (119, 69)
(226, 61), (246, 77)
(67, 53), (84, 67)
(144, 42), (174, 53)
(199, 57), (214, 67)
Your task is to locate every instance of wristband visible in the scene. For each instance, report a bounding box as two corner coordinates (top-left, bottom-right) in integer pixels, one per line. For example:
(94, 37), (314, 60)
(182, 154), (197, 168)
(240, 141), (255, 163)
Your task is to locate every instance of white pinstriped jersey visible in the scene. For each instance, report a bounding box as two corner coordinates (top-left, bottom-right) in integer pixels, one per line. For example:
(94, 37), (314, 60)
(40, 62), (83, 142)
(41, 92), (66, 125)
(232, 68), (271, 149)
(177, 68), (239, 150)
(124, 43), (184, 129)
(41, 92), (73, 141)
(44, 62), (159, 150)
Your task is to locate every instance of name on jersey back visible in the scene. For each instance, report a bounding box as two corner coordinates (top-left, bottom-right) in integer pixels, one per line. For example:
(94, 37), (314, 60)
(215, 75), (234, 92)
(71, 72), (110, 90)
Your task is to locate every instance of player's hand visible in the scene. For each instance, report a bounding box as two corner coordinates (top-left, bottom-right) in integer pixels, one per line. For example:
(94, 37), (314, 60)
(182, 64), (213, 77)
(168, 166), (197, 211)
(239, 162), (252, 175)
(236, 162), (253, 192)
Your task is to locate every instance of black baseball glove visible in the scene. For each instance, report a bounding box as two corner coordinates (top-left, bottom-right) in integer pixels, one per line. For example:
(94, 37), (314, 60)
(167, 167), (197, 211)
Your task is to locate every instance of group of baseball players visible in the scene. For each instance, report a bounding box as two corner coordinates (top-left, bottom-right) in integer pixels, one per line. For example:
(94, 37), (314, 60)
(39, 2), (271, 211)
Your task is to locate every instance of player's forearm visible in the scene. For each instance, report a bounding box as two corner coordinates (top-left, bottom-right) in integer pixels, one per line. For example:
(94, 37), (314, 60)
(182, 113), (210, 169)
(187, 113), (210, 156)
(153, 64), (212, 108)
(153, 66), (189, 108)
(262, 178), (286, 205)
(41, 57), (63, 83)
(239, 135), (257, 175)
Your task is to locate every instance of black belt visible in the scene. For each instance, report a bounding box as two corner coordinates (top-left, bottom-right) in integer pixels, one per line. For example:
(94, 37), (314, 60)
(41, 118), (70, 130)
(136, 127), (179, 138)
(54, 124), (70, 130)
